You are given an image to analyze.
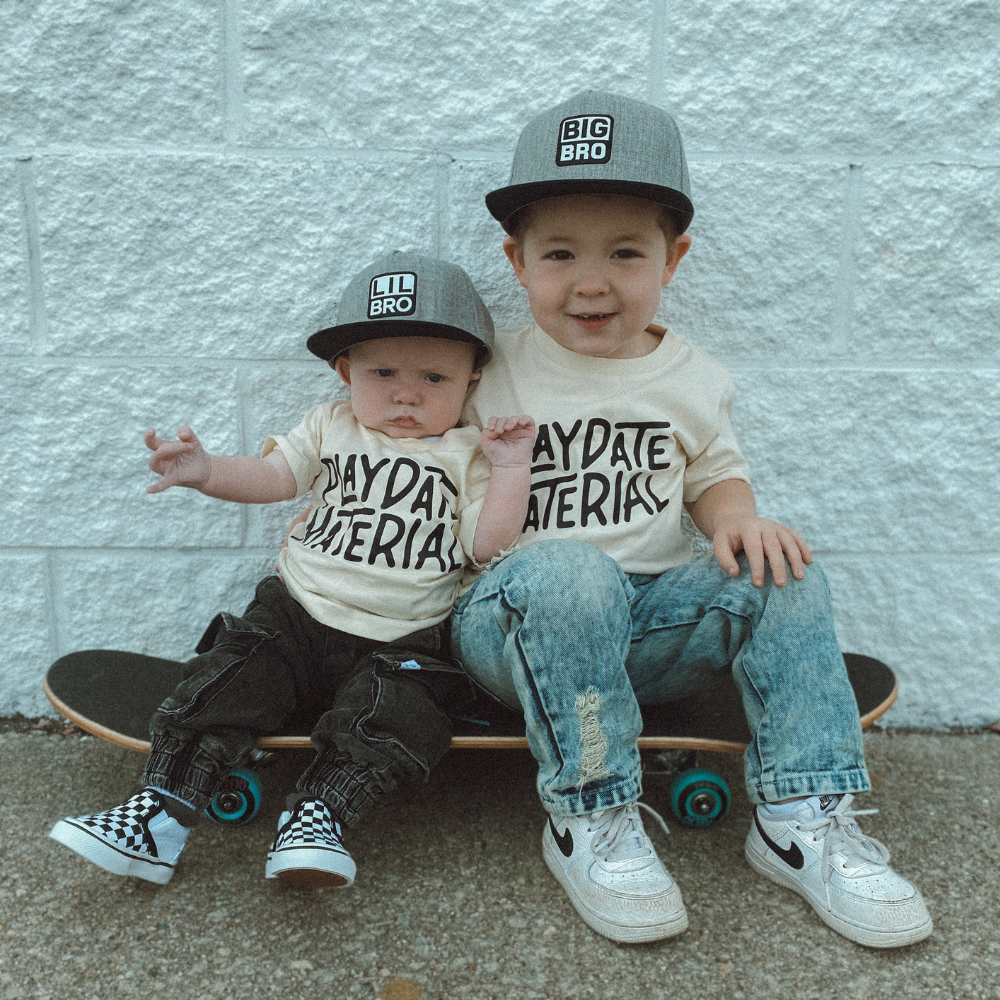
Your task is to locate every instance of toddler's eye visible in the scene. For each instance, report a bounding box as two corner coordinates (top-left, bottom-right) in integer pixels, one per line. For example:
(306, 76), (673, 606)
(426, 373), (443, 383)
(375, 369), (393, 377)
(612, 248), (642, 259)
(547, 250), (573, 261)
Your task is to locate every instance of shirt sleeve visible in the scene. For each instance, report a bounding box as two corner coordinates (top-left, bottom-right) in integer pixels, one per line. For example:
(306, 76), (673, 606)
(261, 403), (333, 499)
(681, 372), (752, 504)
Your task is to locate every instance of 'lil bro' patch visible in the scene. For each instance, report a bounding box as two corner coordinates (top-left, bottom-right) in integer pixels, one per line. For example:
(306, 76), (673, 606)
(368, 272), (417, 318)
(556, 114), (614, 166)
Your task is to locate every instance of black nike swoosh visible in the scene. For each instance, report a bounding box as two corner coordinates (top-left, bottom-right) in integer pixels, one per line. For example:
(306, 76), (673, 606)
(548, 818), (573, 858)
(753, 811), (805, 870)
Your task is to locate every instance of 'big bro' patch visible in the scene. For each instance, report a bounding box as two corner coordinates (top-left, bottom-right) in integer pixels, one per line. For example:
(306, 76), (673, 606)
(556, 115), (614, 166)
(368, 272), (417, 319)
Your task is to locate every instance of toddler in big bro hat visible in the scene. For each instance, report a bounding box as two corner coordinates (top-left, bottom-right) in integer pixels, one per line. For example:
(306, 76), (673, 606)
(50, 252), (535, 891)
(449, 91), (933, 948)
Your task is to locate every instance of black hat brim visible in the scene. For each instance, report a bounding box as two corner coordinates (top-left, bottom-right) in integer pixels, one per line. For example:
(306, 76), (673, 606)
(307, 320), (492, 366)
(486, 179), (694, 234)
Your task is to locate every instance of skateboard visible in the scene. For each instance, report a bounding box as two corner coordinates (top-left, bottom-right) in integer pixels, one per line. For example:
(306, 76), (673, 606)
(44, 650), (896, 829)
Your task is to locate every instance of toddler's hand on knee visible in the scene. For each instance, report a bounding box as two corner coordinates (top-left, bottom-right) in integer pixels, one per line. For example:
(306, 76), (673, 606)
(713, 518), (812, 588)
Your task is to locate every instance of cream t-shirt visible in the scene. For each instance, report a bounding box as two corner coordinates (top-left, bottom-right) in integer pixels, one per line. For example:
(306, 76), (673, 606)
(264, 400), (490, 641)
(462, 323), (750, 576)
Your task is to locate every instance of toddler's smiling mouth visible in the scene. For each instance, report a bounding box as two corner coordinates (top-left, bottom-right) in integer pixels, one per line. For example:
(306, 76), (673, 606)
(571, 312), (616, 328)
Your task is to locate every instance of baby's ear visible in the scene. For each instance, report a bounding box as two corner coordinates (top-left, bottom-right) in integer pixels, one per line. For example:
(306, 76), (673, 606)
(333, 354), (351, 385)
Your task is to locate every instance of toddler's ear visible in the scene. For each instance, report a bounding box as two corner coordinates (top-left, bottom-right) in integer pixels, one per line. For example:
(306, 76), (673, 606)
(503, 236), (528, 287)
(333, 354), (352, 385)
(662, 234), (692, 287)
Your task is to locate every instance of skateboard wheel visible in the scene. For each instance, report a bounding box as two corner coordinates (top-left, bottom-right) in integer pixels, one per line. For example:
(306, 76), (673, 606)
(668, 768), (730, 828)
(204, 766), (262, 826)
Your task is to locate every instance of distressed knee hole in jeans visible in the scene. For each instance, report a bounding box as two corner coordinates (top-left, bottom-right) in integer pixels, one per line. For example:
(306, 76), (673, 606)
(576, 686), (610, 782)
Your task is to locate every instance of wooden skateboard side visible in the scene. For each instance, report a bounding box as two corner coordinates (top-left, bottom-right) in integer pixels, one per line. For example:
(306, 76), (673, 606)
(44, 650), (897, 755)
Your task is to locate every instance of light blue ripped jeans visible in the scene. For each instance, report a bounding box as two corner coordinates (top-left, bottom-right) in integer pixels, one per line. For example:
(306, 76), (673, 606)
(450, 539), (870, 817)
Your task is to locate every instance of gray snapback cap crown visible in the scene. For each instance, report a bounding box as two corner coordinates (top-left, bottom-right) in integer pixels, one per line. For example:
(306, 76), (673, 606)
(486, 90), (693, 232)
(308, 251), (494, 364)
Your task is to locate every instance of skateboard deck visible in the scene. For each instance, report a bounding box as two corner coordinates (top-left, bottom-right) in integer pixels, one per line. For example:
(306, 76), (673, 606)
(44, 649), (897, 755)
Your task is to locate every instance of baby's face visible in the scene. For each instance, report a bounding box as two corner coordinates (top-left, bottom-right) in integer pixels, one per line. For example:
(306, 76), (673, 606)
(504, 194), (690, 359)
(335, 337), (480, 438)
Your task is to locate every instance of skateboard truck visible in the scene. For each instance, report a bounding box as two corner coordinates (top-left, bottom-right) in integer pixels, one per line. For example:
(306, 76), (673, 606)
(642, 749), (732, 827)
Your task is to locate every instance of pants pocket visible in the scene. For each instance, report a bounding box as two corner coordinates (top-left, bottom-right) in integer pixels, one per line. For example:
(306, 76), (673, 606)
(157, 612), (285, 727)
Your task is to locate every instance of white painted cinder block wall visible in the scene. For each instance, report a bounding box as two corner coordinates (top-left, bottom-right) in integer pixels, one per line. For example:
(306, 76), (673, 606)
(2, 1), (998, 726)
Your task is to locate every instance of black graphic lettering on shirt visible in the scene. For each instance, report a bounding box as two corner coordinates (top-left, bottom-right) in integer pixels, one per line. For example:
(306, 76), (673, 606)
(341, 454), (358, 502)
(532, 424), (555, 465)
(581, 418), (612, 469)
(368, 513), (406, 567)
(415, 521), (445, 571)
(359, 455), (390, 501)
(609, 432), (632, 470)
(521, 418), (674, 535)
(581, 473), (610, 527)
(409, 476), (435, 519)
(320, 457), (340, 503)
(382, 458), (421, 509)
(297, 455), (464, 572)
(552, 420), (582, 471)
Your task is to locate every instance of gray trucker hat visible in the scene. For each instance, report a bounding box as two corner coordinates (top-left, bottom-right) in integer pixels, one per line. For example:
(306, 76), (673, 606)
(307, 251), (494, 365)
(486, 90), (693, 233)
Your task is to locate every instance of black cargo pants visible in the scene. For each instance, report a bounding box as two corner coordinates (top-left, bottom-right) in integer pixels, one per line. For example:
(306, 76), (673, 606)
(143, 576), (473, 827)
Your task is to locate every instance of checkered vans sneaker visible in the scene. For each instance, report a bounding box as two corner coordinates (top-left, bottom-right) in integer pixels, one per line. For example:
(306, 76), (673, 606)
(50, 789), (190, 885)
(265, 795), (356, 888)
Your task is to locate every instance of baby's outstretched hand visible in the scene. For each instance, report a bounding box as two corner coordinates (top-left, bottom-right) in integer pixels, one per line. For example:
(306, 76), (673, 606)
(481, 415), (535, 469)
(144, 426), (212, 494)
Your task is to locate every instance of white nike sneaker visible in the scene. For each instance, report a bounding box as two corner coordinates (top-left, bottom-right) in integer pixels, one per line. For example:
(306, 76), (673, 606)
(50, 789), (191, 885)
(745, 794), (932, 948)
(542, 802), (688, 943)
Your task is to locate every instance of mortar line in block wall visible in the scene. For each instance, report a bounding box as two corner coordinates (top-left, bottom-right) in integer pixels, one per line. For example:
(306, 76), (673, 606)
(831, 163), (864, 351)
(44, 549), (65, 662)
(237, 371), (250, 547)
(647, 0), (667, 106)
(4, 547), (999, 560)
(686, 152), (1000, 168)
(4, 355), (999, 374)
(14, 158), (48, 354)
(434, 159), (451, 259)
(4, 547), (281, 558)
(222, 0), (247, 147)
(1, 146), (455, 164)
(4, 146), (1000, 167)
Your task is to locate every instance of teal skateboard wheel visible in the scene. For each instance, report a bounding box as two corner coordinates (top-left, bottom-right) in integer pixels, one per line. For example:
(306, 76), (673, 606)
(668, 768), (731, 828)
(204, 766), (262, 826)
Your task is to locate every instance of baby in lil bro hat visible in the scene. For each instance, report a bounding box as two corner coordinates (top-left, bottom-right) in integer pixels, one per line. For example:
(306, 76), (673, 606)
(50, 252), (534, 891)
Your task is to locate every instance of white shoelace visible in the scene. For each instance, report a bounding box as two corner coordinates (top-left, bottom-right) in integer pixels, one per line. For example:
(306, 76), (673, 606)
(589, 801), (670, 864)
(798, 794), (891, 883)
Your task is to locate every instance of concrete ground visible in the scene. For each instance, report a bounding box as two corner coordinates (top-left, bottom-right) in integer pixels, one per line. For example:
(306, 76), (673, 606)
(1, 724), (998, 1000)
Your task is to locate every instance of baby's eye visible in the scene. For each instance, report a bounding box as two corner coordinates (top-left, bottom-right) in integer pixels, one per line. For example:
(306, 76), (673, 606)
(611, 248), (642, 259)
(375, 369), (393, 377)
(546, 250), (573, 261)
(426, 373), (443, 384)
